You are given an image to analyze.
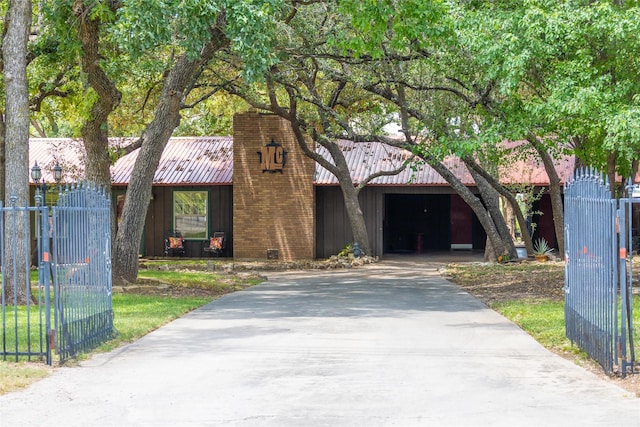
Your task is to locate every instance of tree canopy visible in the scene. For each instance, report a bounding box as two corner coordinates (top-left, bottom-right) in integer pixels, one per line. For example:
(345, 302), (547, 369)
(3, 0), (640, 267)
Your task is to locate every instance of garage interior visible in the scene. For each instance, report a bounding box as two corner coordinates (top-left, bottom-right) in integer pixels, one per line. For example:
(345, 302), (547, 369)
(383, 193), (486, 254)
(384, 194), (451, 253)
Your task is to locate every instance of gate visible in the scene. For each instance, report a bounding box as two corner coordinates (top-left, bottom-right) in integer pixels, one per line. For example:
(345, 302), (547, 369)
(51, 183), (113, 362)
(1, 182), (113, 365)
(618, 181), (637, 376)
(0, 199), (53, 364)
(564, 169), (636, 376)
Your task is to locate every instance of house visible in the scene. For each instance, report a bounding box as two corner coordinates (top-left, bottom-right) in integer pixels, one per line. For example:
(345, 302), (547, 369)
(29, 112), (574, 260)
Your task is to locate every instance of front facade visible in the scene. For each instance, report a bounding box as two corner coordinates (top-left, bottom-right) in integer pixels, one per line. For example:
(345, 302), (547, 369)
(232, 112), (316, 260)
(30, 113), (569, 260)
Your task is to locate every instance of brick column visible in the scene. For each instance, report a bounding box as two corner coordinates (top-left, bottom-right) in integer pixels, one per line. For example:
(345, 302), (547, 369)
(233, 112), (315, 260)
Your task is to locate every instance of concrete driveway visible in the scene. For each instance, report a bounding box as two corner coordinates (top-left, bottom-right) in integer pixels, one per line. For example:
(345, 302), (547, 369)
(1, 258), (638, 426)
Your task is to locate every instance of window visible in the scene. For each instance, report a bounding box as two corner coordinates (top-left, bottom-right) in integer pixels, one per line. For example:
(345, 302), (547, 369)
(173, 191), (208, 239)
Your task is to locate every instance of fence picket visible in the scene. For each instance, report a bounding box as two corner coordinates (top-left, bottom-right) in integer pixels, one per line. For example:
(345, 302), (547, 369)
(564, 170), (636, 376)
(52, 183), (113, 362)
(1, 182), (113, 365)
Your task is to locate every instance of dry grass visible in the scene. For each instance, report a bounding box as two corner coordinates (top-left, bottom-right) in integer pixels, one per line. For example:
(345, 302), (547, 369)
(0, 361), (53, 394)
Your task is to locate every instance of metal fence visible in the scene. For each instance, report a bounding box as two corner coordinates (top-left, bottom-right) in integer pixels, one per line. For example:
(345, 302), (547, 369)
(0, 199), (52, 364)
(51, 183), (113, 362)
(564, 169), (636, 376)
(1, 182), (113, 365)
(618, 182), (637, 376)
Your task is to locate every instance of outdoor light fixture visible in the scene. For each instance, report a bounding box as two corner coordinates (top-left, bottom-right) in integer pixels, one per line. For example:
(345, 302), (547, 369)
(52, 162), (62, 184)
(31, 161), (44, 207)
(31, 161), (63, 206)
(30, 161), (42, 183)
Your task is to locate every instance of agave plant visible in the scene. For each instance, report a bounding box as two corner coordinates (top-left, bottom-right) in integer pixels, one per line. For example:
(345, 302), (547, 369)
(532, 238), (554, 257)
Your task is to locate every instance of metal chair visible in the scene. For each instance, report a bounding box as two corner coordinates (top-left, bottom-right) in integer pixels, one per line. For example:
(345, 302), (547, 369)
(164, 230), (185, 257)
(203, 232), (225, 257)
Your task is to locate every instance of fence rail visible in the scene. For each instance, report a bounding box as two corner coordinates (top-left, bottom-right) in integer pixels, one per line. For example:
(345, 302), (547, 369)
(618, 188), (637, 376)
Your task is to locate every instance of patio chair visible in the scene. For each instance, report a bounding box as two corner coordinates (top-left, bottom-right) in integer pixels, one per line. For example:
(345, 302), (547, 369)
(203, 232), (225, 257)
(164, 230), (185, 257)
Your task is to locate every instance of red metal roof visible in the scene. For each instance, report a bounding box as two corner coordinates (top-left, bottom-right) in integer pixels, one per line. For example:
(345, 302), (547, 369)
(110, 137), (233, 185)
(30, 137), (574, 187)
(29, 138), (86, 184)
(314, 140), (575, 186)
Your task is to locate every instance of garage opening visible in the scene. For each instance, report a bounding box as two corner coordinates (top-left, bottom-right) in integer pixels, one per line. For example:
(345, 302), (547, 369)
(384, 194), (451, 253)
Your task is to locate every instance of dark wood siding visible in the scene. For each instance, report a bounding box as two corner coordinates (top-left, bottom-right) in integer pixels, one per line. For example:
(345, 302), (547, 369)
(315, 186), (384, 258)
(316, 186), (473, 258)
(532, 193), (556, 249)
(120, 185), (233, 258)
(315, 187), (350, 258)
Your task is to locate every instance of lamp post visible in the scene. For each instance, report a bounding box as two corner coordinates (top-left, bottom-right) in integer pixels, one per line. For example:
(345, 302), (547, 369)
(31, 161), (63, 269)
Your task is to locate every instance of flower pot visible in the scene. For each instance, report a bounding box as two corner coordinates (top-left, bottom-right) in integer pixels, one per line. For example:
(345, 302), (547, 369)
(535, 255), (549, 262)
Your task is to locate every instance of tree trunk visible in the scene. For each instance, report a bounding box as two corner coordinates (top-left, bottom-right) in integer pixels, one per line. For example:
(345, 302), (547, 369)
(467, 164), (517, 259)
(112, 68), (187, 284)
(75, 0), (121, 188)
(271, 99), (376, 256)
(528, 136), (565, 255)
(0, 112), (5, 203)
(74, 1), (122, 269)
(423, 155), (511, 260)
(463, 155), (533, 254)
(112, 28), (228, 285)
(73, 0), (122, 268)
(303, 138), (372, 254)
(3, 0), (32, 305)
(339, 179), (370, 255)
(323, 137), (372, 254)
(605, 151), (625, 197)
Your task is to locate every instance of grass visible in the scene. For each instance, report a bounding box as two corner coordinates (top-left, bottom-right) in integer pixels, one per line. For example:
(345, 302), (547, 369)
(491, 299), (581, 354)
(99, 294), (212, 352)
(137, 269), (262, 292)
(492, 297), (640, 356)
(0, 360), (52, 395)
(0, 306), (52, 360)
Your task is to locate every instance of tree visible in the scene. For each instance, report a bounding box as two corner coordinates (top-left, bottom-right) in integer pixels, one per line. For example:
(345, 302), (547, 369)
(71, 0), (121, 187)
(448, 0), (640, 254)
(221, 2), (413, 255)
(3, 0), (32, 304)
(323, 0), (521, 260)
(113, 24), (230, 283)
(32, 1), (284, 284)
(236, 0), (523, 260)
(111, 0), (282, 284)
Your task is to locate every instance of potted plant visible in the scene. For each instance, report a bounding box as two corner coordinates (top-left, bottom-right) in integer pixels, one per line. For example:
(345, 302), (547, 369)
(532, 238), (553, 262)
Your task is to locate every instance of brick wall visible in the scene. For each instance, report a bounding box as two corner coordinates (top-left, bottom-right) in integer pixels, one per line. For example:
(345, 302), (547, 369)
(233, 112), (315, 260)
